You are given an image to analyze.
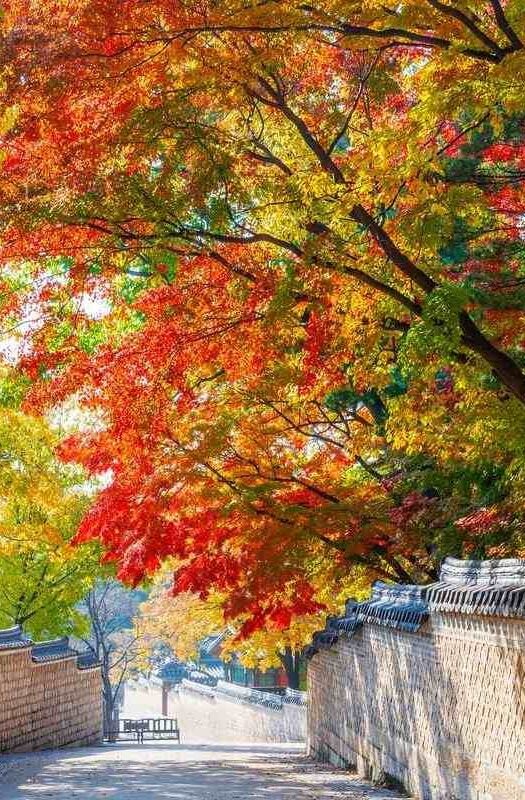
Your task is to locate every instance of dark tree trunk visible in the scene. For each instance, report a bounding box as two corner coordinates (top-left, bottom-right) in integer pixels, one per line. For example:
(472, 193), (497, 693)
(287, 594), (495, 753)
(102, 676), (116, 740)
(279, 647), (302, 689)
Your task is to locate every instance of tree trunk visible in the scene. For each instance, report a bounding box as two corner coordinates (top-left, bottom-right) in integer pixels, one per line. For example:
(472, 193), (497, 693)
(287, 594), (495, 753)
(102, 675), (116, 741)
(279, 647), (302, 689)
(458, 310), (525, 403)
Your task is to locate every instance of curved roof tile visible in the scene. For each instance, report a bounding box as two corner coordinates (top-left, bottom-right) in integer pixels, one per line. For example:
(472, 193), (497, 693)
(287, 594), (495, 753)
(31, 637), (78, 663)
(0, 625), (31, 650)
(306, 557), (525, 658)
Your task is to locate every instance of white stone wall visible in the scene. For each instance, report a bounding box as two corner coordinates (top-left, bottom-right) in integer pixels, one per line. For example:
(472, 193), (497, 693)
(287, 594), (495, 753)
(121, 678), (165, 718)
(123, 680), (306, 744)
(307, 613), (525, 800)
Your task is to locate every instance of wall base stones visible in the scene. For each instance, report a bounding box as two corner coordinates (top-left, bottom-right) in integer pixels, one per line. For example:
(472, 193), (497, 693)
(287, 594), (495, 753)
(0, 629), (103, 753)
(307, 559), (525, 800)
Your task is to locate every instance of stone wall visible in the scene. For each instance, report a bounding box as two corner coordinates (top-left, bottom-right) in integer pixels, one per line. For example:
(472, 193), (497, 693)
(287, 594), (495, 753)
(122, 677), (165, 719)
(0, 627), (103, 753)
(307, 558), (525, 800)
(123, 678), (307, 744)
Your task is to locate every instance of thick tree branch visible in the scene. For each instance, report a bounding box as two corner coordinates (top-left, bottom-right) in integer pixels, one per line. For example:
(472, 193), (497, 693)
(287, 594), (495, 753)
(488, 0), (523, 49)
(424, 0), (503, 55)
(351, 204), (525, 404)
(250, 76), (346, 183)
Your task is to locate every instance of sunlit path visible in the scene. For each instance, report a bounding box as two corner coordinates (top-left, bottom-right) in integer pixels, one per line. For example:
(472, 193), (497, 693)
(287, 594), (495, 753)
(0, 743), (404, 800)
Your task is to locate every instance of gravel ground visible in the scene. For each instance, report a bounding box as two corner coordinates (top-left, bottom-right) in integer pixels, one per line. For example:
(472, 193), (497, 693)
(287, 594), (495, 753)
(0, 742), (406, 800)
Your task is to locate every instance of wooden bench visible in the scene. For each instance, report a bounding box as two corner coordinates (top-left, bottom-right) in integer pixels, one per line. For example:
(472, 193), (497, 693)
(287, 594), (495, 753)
(118, 718), (181, 743)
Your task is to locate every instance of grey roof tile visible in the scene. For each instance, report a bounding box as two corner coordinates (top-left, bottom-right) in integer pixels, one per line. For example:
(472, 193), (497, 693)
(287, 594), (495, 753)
(0, 625), (31, 650)
(77, 651), (101, 669)
(306, 557), (525, 658)
(31, 637), (78, 663)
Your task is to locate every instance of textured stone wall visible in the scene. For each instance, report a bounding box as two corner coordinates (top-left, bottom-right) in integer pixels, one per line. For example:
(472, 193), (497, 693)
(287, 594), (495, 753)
(123, 679), (307, 744)
(308, 612), (525, 800)
(0, 644), (103, 753)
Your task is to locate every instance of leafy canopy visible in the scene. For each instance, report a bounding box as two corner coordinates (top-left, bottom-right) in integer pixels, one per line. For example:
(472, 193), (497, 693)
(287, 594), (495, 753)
(1, 1), (525, 633)
(0, 372), (104, 638)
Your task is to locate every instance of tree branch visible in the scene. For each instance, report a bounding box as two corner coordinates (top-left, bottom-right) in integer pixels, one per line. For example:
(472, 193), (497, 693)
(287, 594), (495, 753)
(488, 0), (523, 49)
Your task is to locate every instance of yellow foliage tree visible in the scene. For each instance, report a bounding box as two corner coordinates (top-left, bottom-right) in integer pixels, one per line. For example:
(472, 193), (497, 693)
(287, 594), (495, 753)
(0, 373), (103, 638)
(136, 560), (372, 686)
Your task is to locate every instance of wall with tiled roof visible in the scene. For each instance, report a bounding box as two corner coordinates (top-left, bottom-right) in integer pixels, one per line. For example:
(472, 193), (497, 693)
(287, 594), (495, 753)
(307, 557), (525, 800)
(0, 626), (102, 752)
(124, 677), (307, 743)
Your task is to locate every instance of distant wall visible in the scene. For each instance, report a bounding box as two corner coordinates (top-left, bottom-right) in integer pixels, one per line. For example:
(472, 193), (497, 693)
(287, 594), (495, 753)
(122, 677), (165, 719)
(0, 628), (102, 753)
(124, 678), (306, 744)
(307, 558), (525, 800)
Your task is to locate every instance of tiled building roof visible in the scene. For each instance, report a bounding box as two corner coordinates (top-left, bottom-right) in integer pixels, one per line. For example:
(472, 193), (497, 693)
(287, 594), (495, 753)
(156, 659), (188, 682)
(199, 629), (231, 656)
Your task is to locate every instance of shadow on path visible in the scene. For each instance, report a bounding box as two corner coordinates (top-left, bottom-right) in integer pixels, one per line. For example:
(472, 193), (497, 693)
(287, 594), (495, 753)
(0, 742), (403, 800)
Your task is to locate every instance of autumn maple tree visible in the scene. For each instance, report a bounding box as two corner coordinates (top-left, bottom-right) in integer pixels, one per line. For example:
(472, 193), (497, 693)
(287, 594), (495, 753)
(0, 1), (524, 636)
